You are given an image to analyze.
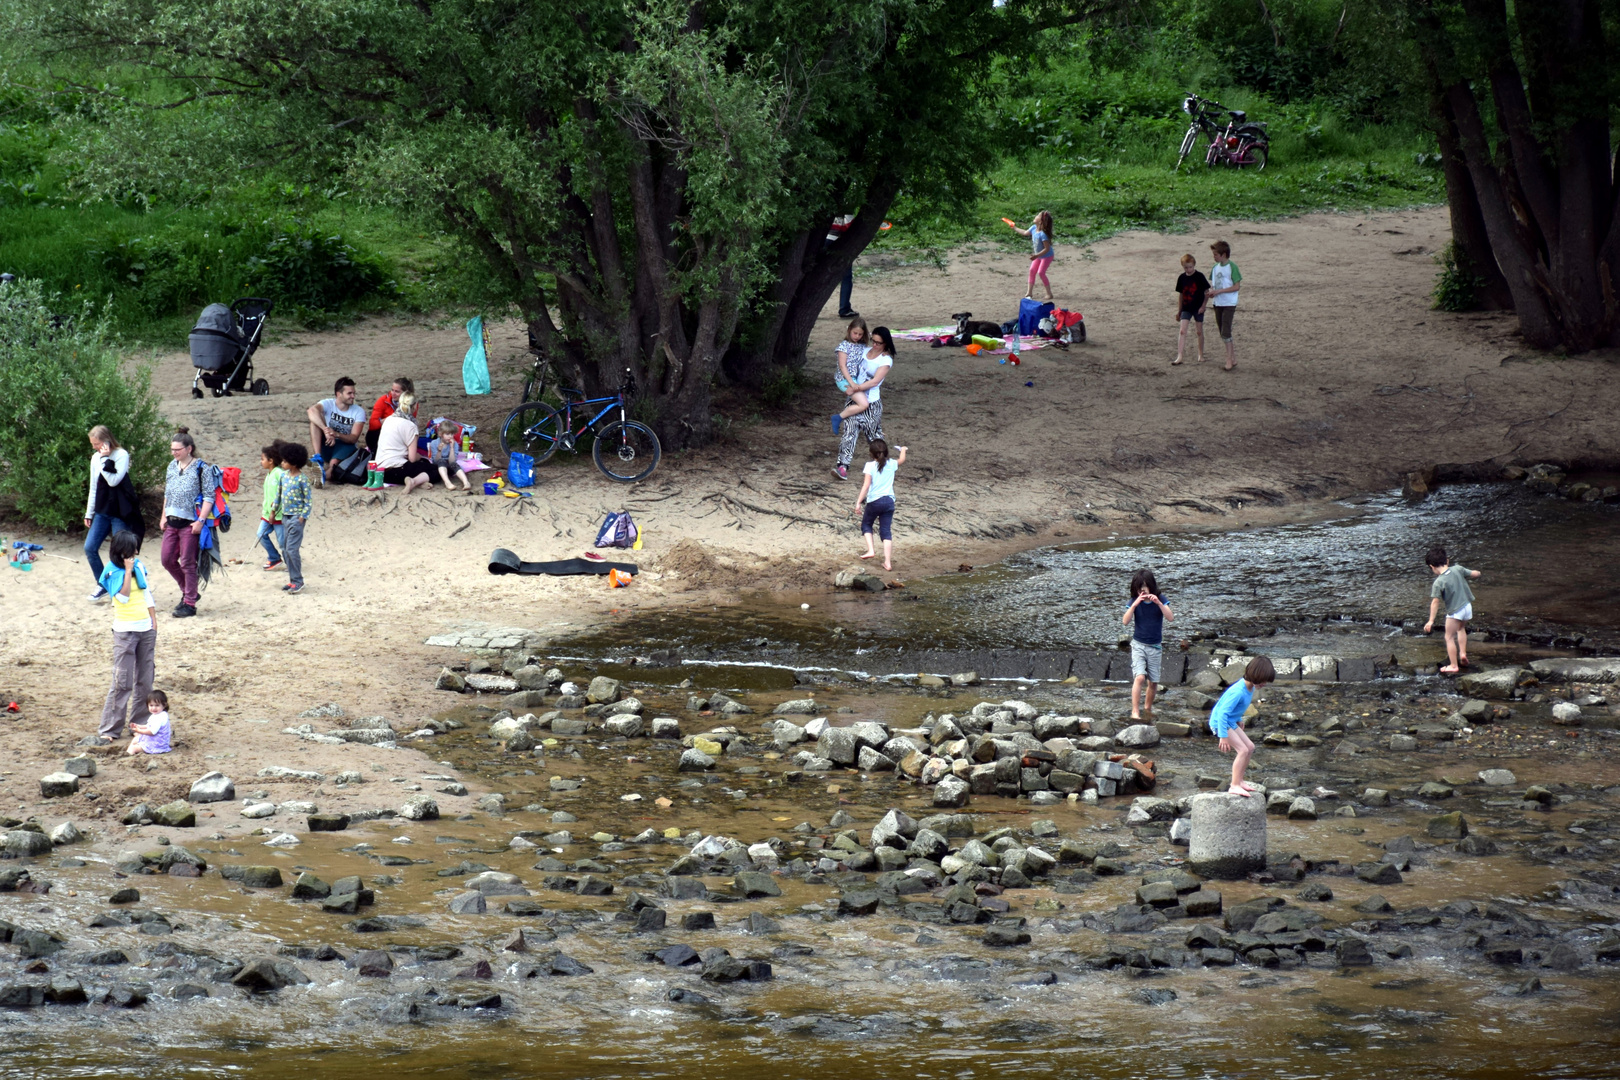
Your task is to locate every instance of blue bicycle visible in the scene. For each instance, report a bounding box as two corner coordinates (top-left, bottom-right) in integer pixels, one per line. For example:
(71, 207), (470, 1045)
(499, 367), (662, 483)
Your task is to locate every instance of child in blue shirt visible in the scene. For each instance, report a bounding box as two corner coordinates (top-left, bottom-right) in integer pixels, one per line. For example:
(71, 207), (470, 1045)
(1123, 568), (1173, 720)
(1209, 656), (1275, 796)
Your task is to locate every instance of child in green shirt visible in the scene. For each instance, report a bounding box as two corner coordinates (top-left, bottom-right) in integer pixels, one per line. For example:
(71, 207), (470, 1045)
(1424, 545), (1482, 674)
(257, 443), (286, 571)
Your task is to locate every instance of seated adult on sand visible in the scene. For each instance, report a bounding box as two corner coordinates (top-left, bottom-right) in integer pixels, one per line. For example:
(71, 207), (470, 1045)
(374, 392), (433, 493)
(367, 376), (413, 457)
(306, 376), (367, 483)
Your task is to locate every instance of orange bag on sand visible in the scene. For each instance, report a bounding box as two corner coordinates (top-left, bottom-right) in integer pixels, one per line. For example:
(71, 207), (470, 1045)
(608, 568), (633, 588)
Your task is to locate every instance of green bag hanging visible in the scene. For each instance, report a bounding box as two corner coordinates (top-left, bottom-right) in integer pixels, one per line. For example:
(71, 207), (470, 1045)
(463, 315), (491, 395)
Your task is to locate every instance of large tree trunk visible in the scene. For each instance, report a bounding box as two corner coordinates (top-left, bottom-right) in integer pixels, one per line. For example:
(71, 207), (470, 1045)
(1414, 0), (1620, 350)
(1427, 72), (1512, 309)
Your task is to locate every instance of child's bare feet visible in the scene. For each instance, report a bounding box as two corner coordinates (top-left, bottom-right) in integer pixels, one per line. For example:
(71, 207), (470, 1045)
(859, 552), (875, 560)
(882, 561), (891, 571)
(1239, 780), (1260, 791)
(1438, 665), (1460, 674)
(1171, 356), (1183, 366)
(1228, 784), (1252, 797)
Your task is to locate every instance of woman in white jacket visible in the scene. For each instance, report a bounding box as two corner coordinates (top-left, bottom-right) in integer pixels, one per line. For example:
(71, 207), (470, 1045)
(85, 425), (137, 600)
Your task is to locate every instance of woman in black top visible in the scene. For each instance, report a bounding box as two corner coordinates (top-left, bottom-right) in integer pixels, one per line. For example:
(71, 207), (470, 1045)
(1172, 253), (1211, 365)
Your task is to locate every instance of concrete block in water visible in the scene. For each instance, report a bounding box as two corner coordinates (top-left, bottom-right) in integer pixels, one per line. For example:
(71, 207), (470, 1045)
(1187, 792), (1267, 879)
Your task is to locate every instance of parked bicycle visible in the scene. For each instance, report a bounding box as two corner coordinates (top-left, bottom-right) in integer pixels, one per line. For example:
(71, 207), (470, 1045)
(1175, 93), (1268, 170)
(520, 330), (553, 404)
(499, 367), (662, 482)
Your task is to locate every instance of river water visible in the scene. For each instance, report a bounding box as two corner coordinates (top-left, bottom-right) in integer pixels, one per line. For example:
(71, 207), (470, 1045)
(6, 484), (1620, 1077)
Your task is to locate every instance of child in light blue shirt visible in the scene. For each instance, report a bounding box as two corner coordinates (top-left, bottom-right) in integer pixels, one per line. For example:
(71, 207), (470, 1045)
(1209, 656), (1274, 795)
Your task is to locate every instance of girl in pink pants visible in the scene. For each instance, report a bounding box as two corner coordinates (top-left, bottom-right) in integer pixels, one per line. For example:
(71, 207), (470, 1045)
(1012, 210), (1055, 301)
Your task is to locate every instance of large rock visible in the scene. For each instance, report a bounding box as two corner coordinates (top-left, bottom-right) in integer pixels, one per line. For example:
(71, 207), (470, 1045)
(4, 829), (52, 857)
(871, 809), (919, 849)
(933, 776), (970, 808)
(435, 668), (466, 692)
(678, 749), (716, 772)
(1457, 667), (1524, 700)
(187, 772), (235, 803)
(448, 891), (488, 914)
(1528, 658), (1620, 683)
(1187, 792), (1266, 879)
(39, 772), (79, 799)
(399, 795), (440, 821)
(772, 699), (818, 715)
(1427, 811), (1469, 839)
(1126, 796), (1176, 823)
(586, 677), (622, 704)
(231, 958), (311, 992)
(152, 801), (196, 828)
(62, 756), (97, 778)
(1551, 702), (1582, 724)
(602, 715), (644, 738)
(1115, 724), (1162, 749)
(464, 673), (519, 693)
(49, 822), (84, 846)
(1300, 655), (1337, 681)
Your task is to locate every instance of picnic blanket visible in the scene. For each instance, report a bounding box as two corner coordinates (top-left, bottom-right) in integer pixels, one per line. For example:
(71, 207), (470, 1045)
(488, 549), (638, 576)
(892, 325), (1061, 356)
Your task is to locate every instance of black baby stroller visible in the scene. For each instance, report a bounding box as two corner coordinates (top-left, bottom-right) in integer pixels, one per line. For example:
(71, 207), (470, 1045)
(189, 298), (273, 398)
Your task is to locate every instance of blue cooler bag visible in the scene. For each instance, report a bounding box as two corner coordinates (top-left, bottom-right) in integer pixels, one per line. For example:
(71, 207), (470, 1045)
(507, 452), (534, 488)
(1019, 298), (1055, 335)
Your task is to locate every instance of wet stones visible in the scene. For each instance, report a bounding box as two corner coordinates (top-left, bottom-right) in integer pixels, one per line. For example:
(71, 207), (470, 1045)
(1335, 939), (1374, 967)
(108, 887), (140, 905)
(1477, 769), (1517, 786)
(733, 872), (782, 899)
(678, 749), (716, 772)
(1187, 792), (1267, 880)
(983, 925), (1032, 947)
(448, 891), (487, 915)
(1457, 667), (1524, 700)
(1361, 788), (1392, 806)
(586, 676), (622, 704)
(308, 813), (350, 833)
(152, 801), (196, 828)
(356, 950), (395, 977)
(933, 776), (970, 808)
(399, 795), (439, 821)
(231, 957), (312, 992)
(1387, 734), (1417, 752)
(1298, 882), (1333, 902)
(773, 698), (818, 715)
(237, 866), (284, 889)
(14, 929), (66, 958)
(1427, 811), (1468, 839)
(435, 668), (465, 692)
(1355, 861), (1402, 885)
(39, 772), (79, 799)
(1115, 724), (1162, 749)
(1551, 701), (1582, 724)
(291, 873), (331, 900)
(4, 829), (52, 857)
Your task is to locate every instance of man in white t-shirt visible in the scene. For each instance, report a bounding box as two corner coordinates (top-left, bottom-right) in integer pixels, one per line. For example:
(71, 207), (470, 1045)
(306, 376), (368, 484)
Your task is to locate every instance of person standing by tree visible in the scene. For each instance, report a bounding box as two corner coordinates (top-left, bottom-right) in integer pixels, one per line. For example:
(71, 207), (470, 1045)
(84, 425), (143, 600)
(834, 327), (894, 480)
(159, 428), (217, 619)
(826, 215), (859, 319)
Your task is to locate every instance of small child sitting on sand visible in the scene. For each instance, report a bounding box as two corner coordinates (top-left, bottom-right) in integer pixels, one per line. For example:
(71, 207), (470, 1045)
(127, 689), (172, 755)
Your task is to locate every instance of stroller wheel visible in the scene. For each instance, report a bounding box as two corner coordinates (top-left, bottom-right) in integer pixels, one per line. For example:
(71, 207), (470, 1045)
(191, 387), (204, 399)
(251, 378), (270, 396)
(213, 387), (227, 397)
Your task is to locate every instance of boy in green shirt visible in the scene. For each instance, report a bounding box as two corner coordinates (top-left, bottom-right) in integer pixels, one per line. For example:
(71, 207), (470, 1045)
(1424, 545), (1482, 674)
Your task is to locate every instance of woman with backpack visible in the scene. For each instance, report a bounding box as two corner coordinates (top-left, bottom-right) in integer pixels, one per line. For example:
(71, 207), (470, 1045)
(84, 425), (145, 601)
(160, 428), (219, 619)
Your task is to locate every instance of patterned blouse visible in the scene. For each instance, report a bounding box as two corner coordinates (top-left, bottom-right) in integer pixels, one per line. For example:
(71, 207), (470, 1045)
(281, 473), (313, 520)
(163, 459), (219, 522)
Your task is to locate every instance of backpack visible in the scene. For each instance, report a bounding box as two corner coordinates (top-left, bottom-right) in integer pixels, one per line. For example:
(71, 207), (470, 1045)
(330, 447), (373, 485)
(595, 511), (639, 549)
(197, 461), (233, 533)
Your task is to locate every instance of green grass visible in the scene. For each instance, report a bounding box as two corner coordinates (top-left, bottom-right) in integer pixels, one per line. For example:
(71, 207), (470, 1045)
(876, 48), (1443, 256)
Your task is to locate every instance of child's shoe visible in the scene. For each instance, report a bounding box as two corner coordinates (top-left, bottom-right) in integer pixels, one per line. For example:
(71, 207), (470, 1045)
(262, 560), (282, 571)
(830, 413), (842, 435)
(286, 582), (304, 595)
(833, 464), (848, 480)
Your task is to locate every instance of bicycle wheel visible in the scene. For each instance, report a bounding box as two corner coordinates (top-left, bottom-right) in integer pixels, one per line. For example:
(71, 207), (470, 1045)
(1240, 144), (1269, 171)
(592, 420), (661, 482)
(500, 401), (563, 463)
(1175, 127), (1198, 170)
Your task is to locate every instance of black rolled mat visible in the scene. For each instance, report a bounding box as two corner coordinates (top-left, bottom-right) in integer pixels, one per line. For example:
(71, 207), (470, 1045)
(488, 548), (638, 576)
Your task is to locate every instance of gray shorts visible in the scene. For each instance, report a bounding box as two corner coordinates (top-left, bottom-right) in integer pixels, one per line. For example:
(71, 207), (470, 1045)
(1131, 639), (1163, 682)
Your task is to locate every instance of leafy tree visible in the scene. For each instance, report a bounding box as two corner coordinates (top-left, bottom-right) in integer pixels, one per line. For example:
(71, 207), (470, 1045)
(11, 0), (1094, 448)
(0, 278), (168, 530)
(1408, 0), (1620, 347)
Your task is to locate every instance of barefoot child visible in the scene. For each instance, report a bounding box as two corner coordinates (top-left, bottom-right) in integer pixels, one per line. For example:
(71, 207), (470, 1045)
(854, 439), (907, 571)
(831, 317), (869, 436)
(431, 423), (471, 489)
(1210, 656), (1274, 796)
(1172, 254), (1209, 365)
(1123, 569), (1173, 719)
(1424, 546), (1482, 674)
(128, 690), (172, 755)
(279, 444), (313, 595)
(257, 443), (286, 571)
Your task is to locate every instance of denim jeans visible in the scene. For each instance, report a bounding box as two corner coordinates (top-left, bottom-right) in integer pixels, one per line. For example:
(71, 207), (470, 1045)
(85, 513), (131, 585)
(256, 518), (286, 563)
(284, 517), (307, 586)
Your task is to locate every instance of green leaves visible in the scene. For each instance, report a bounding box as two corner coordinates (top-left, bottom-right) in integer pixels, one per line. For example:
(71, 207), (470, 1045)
(0, 278), (168, 530)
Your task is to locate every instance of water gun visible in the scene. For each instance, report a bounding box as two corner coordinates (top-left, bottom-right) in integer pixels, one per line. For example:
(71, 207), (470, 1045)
(970, 334), (1004, 350)
(1001, 217), (1017, 227)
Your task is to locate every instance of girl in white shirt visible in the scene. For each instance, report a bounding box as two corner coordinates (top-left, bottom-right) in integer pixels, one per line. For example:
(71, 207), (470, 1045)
(854, 439), (908, 571)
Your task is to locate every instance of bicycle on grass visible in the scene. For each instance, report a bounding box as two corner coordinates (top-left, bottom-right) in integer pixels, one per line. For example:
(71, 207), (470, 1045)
(499, 367), (662, 483)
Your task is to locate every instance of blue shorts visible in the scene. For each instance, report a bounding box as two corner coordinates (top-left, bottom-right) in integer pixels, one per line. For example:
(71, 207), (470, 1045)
(327, 440), (359, 462)
(1178, 309), (1204, 323)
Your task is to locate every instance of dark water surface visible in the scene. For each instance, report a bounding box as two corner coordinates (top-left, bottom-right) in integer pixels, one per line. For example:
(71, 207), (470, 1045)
(564, 485), (1620, 675)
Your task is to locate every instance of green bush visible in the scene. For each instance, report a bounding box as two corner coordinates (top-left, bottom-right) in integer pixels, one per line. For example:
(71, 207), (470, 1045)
(0, 278), (168, 530)
(242, 227), (395, 317)
(1432, 241), (1482, 311)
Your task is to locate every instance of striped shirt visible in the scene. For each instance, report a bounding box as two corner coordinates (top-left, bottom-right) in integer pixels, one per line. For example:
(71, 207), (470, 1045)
(163, 459), (219, 522)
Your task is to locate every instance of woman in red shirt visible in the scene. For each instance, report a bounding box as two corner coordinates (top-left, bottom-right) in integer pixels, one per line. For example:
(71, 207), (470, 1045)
(366, 377), (414, 455)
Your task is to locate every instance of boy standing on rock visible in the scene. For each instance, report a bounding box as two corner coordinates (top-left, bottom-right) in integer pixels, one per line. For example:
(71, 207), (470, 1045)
(1424, 546), (1482, 674)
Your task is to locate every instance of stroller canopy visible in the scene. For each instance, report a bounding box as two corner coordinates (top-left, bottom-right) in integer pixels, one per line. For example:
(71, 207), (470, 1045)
(192, 303), (244, 341)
